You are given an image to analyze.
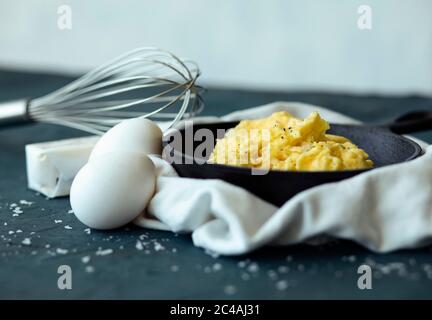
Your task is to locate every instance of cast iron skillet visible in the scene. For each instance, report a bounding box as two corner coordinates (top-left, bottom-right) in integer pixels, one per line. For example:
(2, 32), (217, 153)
(164, 111), (432, 206)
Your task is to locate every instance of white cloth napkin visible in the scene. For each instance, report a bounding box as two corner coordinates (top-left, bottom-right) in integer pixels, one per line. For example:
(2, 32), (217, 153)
(134, 102), (432, 255)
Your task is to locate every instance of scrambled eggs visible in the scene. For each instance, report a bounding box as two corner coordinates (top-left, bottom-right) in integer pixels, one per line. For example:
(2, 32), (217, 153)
(208, 111), (373, 171)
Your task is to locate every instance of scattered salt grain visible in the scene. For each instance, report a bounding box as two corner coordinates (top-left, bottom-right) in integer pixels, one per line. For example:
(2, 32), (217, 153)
(22, 238), (31, 246)
(342, 255), (357, 263)
(54, 220), (62, 224)
(13, 207), (23, 214)
(16, 229), (23, 233)
(153, 241), (165, 252)
(170, 265), (179, 272)
(84, 228), (91, 234)
(212, 263), (222, 272)
(224, 285), (237, 295)
(267, 270), (278, 280)
(47, 250), (56, 256)
(422, 264), (432, 279)
(64, 225), (72, 230)
(365, 259), (408, 277)
(247, 263), (259, 273)
(96, 248), (113, 256)
(68, 209), (74, 214)
(278, 266), (289, 273)
(241, 273), (250, 281)
(81, 256), (91, 264)
(135, 240), (144, 251)
(56, 248), (68, 255)
(85, 266), (95, 273)
(20, 200), (33, 205)
(275, 280), (289, 291)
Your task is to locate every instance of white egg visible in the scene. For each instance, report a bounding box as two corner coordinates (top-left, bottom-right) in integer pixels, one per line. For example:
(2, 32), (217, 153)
(70, 151), (156, 230)
(90, 118), (162, 161)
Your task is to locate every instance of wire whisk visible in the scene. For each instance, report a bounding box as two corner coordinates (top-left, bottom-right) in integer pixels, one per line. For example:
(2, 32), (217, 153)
(0, 47), (203, 135)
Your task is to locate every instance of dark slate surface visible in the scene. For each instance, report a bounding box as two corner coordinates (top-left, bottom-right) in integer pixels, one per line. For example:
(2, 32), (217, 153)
(1, 69), (432, 299)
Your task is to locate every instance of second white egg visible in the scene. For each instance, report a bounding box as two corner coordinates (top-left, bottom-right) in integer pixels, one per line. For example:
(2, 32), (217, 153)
(90, 118), (163, 161)
(70, 151), (156, 230)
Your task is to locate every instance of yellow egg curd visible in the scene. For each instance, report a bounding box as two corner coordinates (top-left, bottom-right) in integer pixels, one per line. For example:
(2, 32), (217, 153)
(208, 111), (373, 171)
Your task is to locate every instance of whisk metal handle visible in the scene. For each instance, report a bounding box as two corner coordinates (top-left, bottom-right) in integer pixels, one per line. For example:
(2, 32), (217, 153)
(0, 99), (33, 127)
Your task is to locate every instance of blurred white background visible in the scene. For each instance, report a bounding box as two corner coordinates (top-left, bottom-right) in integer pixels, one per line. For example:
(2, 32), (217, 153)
(0, 0), (431, 95)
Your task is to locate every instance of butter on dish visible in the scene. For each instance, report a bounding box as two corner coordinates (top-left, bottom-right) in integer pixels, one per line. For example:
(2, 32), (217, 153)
(208, 111), (373, 171)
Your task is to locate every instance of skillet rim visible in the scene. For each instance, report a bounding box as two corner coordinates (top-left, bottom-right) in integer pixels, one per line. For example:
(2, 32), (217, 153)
(164, 121), (423, 175)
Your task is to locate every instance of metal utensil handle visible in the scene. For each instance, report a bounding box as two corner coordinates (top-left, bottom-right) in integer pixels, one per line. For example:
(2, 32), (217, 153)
(381, 110), (432, 134)
(0, 99), (32, 127)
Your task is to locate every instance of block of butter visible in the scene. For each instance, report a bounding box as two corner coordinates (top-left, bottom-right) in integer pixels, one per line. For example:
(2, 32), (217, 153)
(25, 136), (99, 198)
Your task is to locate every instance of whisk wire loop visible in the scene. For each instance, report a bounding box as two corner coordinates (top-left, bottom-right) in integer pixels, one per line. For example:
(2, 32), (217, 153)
(28, 47), (202, 134)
